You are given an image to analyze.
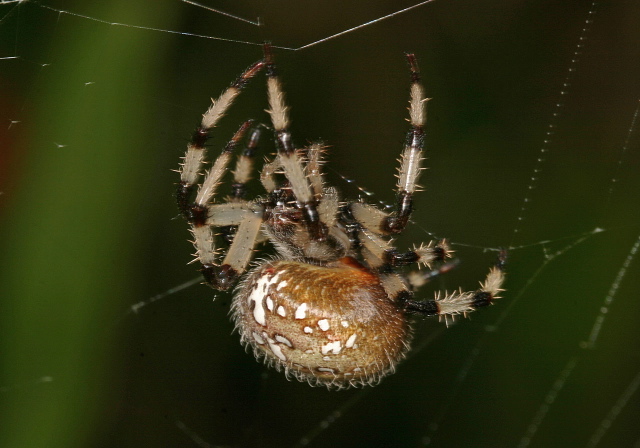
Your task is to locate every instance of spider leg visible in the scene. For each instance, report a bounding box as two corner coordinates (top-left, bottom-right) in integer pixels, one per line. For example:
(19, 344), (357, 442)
(176, 59), (266, 291)
(305, 142), (326, 200)
(358, 227), (451, 271)
(259, 155), (279, 194)
(194, 121), (253, 208)
(351, 53), (427, 235)
(186, 121), (253, 268)
(401, 252), (507, 324)
(406, 258), (461, 292)
(177, 59), (264, 220)
(229, 124), (263, 201)
(263, 43), (326, 241)
(181, 120), (265, 290)
(200, 203), (265, 290)
(206, 203), (254, 226)
(357, 227), (451, 303)
(260, 142), (334, 227)
(217, 124), (265, 244)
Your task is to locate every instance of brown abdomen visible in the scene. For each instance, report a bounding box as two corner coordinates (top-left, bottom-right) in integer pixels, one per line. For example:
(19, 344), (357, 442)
(232, 258), (412, 389)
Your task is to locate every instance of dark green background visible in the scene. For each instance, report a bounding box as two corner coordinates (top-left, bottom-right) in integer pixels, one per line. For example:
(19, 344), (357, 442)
(1, 1), (639, 447)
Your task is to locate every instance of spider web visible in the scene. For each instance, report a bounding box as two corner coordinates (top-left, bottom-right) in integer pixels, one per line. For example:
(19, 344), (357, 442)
(1, 1), (639, 447)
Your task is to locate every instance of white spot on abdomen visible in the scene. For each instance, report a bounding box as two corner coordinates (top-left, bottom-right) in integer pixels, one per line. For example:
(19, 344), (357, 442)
(266, 337), (286, 361)
(321, 341), (342, 355)
(295, 303), (308, 319)
(247, 273), (285, 326)
(275, 334), (293, 347)
(247, 277), (270, 326)
(277, 305), (286, 317)
(346, 333), (357, 348)
(304, 326), (313, 334)
(318, 319), (330, 331)
(253, 332), (265, 345)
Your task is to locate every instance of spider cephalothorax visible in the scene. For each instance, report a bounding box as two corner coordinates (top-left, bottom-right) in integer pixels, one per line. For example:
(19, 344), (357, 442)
(177, 44), (505, 389)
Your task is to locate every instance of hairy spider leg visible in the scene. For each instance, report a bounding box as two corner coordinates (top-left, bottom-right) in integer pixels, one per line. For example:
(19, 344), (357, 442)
(346, 54), (505, 320)
(337, 54), (444, 293)
(193, 121), (265, 290)
(263, 43), (327, 241)
(218, 124), (266, 244)
(350, 53), (426, 237)
(177, 59), (264, 222)
(230, 124), (264, 201)
(406, 258), (461, 291)
(305, 142), (327, 200)
(402, 253), (507, 325)
(176, 59), (267, 290)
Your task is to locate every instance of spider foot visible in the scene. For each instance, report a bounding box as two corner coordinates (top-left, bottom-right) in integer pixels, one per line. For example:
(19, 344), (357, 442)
(201, 263), (239, 291)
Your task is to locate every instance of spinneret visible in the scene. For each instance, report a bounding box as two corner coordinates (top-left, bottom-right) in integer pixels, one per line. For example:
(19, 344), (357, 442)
(177, 44), (506, 389)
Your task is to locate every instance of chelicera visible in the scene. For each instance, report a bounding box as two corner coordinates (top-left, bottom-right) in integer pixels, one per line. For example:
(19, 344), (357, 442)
(177, 44), (506, 389)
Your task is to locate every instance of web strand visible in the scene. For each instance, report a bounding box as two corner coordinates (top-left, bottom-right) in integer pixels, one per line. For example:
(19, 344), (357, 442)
(422, 229), (599, 446)
(585, 368), (640, 448)
(605, 99), (640, 204)
(15, 0), (266, 47)
(516, 230), (640, 447)
(1, 0), (441, 52)
(516, 357), (580, 448)
(509, 1), (598, 247)
(179, 0), (261, 26)
(582, 231), (640, 349)
(122, 276), (202, 318)
(292, 0), (437, 50)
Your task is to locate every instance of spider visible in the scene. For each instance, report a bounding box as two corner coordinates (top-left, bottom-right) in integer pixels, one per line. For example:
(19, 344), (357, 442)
(176, 43), (506, 389)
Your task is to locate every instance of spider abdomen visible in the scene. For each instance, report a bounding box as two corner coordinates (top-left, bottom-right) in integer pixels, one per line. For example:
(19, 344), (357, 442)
(232, 258), (412, 388)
